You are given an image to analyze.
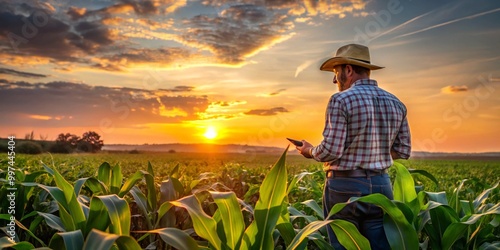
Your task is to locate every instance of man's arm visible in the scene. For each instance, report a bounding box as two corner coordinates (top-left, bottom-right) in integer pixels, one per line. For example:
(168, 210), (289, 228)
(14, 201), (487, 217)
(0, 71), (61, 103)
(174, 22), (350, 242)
(391, 117), (411, 160)
(296, 96), (347, 162)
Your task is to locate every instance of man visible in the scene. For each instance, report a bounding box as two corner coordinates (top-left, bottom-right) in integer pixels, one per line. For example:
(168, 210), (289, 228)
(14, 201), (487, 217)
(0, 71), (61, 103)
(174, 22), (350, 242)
(296, 44), (411, 249)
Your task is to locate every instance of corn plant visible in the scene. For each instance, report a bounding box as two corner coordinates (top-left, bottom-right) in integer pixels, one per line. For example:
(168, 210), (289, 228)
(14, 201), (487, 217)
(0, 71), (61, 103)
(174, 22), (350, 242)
(2, 151), (499, 250)
(346, 162), (500, 250)
(0, 162), (143, 249)
(0, 166), (52, 244)
(144, 147), (367, 249)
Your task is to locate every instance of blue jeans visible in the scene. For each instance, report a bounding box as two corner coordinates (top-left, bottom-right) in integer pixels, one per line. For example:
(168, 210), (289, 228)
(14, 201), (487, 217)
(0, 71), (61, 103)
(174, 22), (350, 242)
(322, 173), (393, 250)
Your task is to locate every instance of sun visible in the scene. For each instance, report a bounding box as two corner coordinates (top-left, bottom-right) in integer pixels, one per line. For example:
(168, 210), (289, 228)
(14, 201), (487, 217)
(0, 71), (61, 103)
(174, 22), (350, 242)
(203, 126), (218, 140)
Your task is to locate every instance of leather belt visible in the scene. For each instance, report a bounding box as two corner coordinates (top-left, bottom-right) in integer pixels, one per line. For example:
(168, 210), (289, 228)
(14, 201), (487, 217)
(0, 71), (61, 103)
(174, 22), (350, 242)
(326, 168), (387, 178)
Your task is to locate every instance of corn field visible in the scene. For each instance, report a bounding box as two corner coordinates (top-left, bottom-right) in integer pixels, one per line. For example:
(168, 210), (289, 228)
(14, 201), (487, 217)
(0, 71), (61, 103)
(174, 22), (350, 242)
(1, 148), (499, 249)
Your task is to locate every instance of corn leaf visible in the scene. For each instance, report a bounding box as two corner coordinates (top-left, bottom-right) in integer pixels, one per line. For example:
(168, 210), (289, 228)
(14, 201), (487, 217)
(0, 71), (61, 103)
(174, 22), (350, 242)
(37, 185), (67, 210)
(276, 200), (296, 246)
(301, 199), (324, 220)
(392, 162), (418, 205)
(58, 203), (76, 232)
(42, 164), (86, 232)
(49, 230), (84, 250)
(151, 228), (201, 250)
(170, 163), (180, 179)
(159, 178), (177, 228)
(118, 170), (145, 198)
(82, 229), (142, 250)
(450, 179), (468, 213)
(110, 164), (123, 194)
(424, 191), (448, 205)
(74, 177), (108, 196)
(85, 195), (112, 236)
(330, 220), (371, 250)
(171, 195), (222, 249)
(307, 232), (335, 250)
(473, 182), (499, 210)
(287, 220), (333, 250)
(4, 217), (47, 247)
(146, 162), (157, 211)
(0, 237), (35, 250)
(442, 203), (500, 250)
(329, 193), (418, 250)
(246, 146), (289, 250)
(408, 169), (440, 190)
(289, 206), (318, 223)
(211, 191), (245, 250)
(97, 162), (112, 187)
(129, 186), (154, 231)
(38, 212), (65, 232)
(91, 194), (131, 236)
(429, 202), (459, 243)
(287, 172), (313, 196)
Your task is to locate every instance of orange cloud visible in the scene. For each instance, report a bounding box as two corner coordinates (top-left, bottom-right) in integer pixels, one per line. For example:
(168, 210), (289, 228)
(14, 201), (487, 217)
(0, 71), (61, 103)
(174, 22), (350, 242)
(441, 85), (468, 94)
(29, 115), (52, 120)
(0, 80), (210, 129)
(245, 107), (289, 116)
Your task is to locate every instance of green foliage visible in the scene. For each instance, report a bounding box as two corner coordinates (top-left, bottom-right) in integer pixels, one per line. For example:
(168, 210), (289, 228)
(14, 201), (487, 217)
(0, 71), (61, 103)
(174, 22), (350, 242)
(0, 152), (499, 249)
(16, 142), (43, 155)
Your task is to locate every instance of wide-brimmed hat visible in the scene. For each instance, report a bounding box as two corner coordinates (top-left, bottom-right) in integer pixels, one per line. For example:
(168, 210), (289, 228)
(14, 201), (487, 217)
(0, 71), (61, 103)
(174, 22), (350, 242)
(320, 44), (384, 71)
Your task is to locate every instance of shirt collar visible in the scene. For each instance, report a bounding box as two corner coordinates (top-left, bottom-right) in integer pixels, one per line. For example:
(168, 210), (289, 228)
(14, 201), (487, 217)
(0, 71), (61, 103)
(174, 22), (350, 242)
(352, 79), (378, 87)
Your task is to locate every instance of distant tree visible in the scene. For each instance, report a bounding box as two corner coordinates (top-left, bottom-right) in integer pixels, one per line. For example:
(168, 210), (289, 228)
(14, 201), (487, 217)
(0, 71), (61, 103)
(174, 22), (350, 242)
(77, 131), (103, 153)
(50, 133), (79, 153)
(39, 134), (50, 151)
(17, 141), (43, 154)
(57, 133), (80, 147)
(25, 131), (35, 140)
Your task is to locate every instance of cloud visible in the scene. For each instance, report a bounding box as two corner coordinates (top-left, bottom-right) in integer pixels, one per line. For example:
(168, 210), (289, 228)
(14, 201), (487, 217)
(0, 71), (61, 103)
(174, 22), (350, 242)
(201, 0), (368, 18)
(66, 6), (87, 20)
(0, 67), (47, 78)
(159, 86), (195, 92)
(441, 85), (468, 94)
(245, 107), (289, 116)
(0, 0), (367, 71)
(94, 47), (196, 71)
(209, 100), (246, 107)
(179, 4), (295, 65)
(258, 88), (287, 97)
(295, 60), (315, 77)
(269, 88), (287, 96)
(0, 4), (121, 64)
(0, 80), (209, 128)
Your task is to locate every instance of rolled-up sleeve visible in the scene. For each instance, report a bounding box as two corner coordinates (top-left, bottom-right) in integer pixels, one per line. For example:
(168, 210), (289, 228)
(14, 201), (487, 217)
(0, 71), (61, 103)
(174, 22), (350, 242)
(311, 96), (347, 162)
(391, 116), (411, 159)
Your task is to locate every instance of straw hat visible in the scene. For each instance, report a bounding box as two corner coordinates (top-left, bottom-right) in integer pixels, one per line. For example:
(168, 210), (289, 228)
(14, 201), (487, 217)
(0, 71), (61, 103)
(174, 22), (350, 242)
(320, 44), (384, 71)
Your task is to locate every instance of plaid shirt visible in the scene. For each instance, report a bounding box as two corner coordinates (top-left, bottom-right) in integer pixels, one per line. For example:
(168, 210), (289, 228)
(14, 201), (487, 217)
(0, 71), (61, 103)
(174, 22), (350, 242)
(311, 79), (411, 171)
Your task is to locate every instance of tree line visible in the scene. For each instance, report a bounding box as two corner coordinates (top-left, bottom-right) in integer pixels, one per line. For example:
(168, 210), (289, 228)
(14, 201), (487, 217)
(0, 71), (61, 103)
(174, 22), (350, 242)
(1, 131), (104, 154)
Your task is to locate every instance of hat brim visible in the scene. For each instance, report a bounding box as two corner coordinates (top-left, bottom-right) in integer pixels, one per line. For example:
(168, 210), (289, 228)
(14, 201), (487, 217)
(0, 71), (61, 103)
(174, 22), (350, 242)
(320, 57), (384, 71)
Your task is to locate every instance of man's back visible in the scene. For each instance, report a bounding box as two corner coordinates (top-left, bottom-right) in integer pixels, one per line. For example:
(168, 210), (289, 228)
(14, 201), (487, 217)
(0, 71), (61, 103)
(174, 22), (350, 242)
(316, 79), (411, 170)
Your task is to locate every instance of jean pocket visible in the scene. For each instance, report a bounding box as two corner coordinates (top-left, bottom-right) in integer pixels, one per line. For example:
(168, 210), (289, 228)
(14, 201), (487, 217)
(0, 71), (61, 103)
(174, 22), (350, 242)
(327, 188), (362, 219)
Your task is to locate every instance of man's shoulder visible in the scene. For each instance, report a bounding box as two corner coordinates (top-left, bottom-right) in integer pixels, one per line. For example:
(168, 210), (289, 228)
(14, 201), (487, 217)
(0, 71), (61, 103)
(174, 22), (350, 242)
(332, 84), (373, 99)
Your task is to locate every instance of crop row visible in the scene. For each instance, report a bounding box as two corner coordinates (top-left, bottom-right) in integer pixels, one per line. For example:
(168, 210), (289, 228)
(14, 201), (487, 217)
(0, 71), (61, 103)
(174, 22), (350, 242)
(1, 149), (499, 249)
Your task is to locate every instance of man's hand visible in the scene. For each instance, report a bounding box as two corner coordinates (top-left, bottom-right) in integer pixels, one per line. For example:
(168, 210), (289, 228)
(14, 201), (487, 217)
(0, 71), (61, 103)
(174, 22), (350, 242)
(296, 140), (314, 158)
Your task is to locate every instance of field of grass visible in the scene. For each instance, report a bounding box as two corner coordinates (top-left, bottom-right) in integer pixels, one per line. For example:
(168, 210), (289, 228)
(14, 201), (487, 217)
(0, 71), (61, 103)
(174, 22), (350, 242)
(1, 150), (499, 249)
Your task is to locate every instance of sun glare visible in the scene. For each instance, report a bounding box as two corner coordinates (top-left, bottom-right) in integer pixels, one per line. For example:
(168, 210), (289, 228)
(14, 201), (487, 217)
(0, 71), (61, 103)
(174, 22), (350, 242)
(203, 126), (218, 140)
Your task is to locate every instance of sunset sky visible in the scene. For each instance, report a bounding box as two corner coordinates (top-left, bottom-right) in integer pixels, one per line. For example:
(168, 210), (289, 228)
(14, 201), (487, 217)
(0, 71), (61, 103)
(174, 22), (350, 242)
(0, 0), (499, 153)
